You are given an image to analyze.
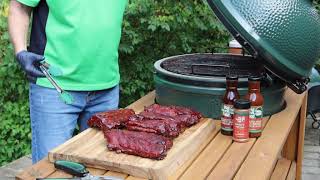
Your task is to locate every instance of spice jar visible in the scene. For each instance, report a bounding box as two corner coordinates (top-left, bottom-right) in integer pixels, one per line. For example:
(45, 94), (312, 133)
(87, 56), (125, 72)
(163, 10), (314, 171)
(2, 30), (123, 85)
(221, 76), (240, 136)
(245, 76), (264, 138)
(233, 99), (250, 143)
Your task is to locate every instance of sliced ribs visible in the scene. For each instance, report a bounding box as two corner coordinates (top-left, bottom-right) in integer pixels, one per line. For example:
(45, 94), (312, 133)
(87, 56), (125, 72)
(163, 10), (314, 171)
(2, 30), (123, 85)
(89, 105), (203, 160)
(124, 105), (203, 137)
(126, 114), (182, 138)
(87, 109), (135, 130)
(144, 104), (202, 127)
(104, 129), (173, 160)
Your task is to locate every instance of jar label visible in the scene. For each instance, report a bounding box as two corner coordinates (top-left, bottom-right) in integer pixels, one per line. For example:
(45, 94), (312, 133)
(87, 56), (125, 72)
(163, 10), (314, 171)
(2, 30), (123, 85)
(233, 110), (249, 141)
(249, 106), (263, 133)
(221, 104), (234, 131)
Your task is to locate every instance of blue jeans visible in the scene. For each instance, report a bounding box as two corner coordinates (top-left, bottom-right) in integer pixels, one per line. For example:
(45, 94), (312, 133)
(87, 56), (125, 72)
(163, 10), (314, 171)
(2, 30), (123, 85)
(29, 83), (119, 163)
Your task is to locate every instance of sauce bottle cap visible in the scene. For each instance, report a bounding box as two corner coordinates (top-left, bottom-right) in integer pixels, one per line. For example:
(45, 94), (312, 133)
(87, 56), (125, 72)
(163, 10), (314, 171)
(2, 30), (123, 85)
(229, 39), (242, 48)
(234, 99), (251, 109)
(248, 76), (262, 81)
(226, 75), (239, 81)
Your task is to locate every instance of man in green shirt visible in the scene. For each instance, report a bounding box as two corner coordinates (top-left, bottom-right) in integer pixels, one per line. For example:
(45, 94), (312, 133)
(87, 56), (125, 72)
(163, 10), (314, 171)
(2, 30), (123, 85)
(8, 0), (127, 163)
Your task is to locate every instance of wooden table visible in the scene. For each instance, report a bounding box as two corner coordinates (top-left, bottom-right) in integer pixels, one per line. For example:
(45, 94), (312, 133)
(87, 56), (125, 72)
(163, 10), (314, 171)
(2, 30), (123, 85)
(16, 89), (307, 180)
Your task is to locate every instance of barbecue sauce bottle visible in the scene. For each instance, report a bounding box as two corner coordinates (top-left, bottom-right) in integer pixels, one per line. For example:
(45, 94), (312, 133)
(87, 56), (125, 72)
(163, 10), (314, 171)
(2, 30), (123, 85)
(245, 76), (264, 138)
(221, 76), (240, 136)
(229, 39), (243, 55)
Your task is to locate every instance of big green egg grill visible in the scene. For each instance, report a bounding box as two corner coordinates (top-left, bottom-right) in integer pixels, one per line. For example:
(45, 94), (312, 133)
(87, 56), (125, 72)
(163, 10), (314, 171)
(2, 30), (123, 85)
(154, 54), (286, 119)
(154, 1), (320, 118)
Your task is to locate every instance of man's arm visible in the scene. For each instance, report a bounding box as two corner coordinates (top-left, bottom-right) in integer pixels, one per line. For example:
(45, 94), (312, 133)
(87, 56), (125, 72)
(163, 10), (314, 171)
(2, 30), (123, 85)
(8, 0), (45, 82)
(8, 0), (32, 54)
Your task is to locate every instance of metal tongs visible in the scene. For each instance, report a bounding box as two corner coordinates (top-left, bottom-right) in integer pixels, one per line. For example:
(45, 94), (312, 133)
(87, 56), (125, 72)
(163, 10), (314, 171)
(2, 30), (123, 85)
(39, 62), (74, 104)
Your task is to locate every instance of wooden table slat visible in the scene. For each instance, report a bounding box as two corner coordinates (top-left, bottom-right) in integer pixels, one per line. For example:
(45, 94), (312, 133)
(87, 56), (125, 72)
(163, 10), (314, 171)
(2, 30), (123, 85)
(270, 158), (291, 180)
(206, 139), (255, 180)
(46, 170), (73, 178)
(125, 176), (148, 180)
(207, 117), (270, 180)
(104, 171), (128, 179)
(168, 121), (221, 180)
(16, 159), (56, 180)
(87, 167), (107, 175)
(286, 161), (297, 180)
(179, 122), (232, 180)
(234, 90), (305, 180)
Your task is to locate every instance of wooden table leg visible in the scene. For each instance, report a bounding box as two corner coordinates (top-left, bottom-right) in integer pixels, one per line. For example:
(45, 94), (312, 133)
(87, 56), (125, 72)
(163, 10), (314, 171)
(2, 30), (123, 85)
(282, 92), (307, 180)
(282, 113), (299, 161)
(296, 93), (307, 180)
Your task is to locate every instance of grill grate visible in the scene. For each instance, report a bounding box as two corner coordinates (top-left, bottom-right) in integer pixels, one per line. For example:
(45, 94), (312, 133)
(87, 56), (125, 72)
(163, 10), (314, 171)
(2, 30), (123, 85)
(161, 54), (265, 78)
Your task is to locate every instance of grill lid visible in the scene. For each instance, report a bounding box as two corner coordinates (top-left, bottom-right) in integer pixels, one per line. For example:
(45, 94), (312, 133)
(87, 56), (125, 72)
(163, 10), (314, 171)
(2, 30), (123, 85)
(206, 0), (320, 94)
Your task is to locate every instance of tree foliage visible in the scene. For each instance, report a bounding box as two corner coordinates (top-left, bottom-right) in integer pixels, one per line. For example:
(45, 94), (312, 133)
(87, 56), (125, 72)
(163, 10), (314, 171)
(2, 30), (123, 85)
(0, 0), (32, 166)
(119, 0), (229, 106)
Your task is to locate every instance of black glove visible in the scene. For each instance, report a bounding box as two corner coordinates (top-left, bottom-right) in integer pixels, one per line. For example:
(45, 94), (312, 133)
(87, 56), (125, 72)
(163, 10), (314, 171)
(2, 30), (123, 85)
(16, 50), (45, 83)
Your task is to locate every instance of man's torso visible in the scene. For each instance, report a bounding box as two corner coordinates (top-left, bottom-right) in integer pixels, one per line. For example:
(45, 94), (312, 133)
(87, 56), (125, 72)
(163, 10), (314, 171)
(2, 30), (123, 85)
(18, 0), (127, 90)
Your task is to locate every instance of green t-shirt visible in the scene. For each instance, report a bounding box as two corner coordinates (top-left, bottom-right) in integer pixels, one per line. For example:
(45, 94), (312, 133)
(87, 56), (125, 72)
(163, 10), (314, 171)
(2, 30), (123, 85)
(17, 0), (127, 90)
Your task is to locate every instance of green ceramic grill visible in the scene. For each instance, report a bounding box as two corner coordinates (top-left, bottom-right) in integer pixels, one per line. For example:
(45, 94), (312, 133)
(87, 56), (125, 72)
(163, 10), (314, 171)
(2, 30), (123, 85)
(154, 53), (287, 119)
(206, 0), (320, 94)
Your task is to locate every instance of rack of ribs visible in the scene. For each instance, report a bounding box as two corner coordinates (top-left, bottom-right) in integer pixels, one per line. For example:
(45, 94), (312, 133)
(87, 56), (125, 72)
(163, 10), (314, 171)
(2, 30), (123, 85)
(126, 114), (183, 138)
(87, 109), (135, 130)
(104, 129), (173, 160)
(144, 104), (202, 127)
(88, 104), (203, 160)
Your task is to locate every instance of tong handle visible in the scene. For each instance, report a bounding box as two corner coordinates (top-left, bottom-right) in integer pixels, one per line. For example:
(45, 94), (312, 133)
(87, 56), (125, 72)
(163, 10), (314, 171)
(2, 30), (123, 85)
(39, 65), (63, 93)
(54, 160), (89, 177)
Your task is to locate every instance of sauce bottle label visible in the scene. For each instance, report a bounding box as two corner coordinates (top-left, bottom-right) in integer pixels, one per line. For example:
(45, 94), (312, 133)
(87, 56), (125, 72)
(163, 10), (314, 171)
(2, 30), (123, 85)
(221, 104), (234, 131)
(233, 111), (249, 140)
(249, 106), (263, 133)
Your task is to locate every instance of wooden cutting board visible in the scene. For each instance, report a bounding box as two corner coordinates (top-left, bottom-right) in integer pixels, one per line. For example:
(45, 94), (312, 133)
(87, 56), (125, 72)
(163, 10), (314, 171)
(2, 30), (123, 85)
(49, 118), (215, 180)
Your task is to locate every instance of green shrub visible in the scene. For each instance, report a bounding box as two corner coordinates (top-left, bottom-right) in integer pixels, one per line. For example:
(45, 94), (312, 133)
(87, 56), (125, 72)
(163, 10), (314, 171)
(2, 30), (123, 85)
(0, 0), (228, 165)
(118, 0), (229, 106)
(0, 0), (32, 166)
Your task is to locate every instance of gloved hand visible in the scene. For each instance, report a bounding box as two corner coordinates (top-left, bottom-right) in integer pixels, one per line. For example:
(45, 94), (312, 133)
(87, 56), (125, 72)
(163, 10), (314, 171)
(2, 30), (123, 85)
(16, 50), (45, 83)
